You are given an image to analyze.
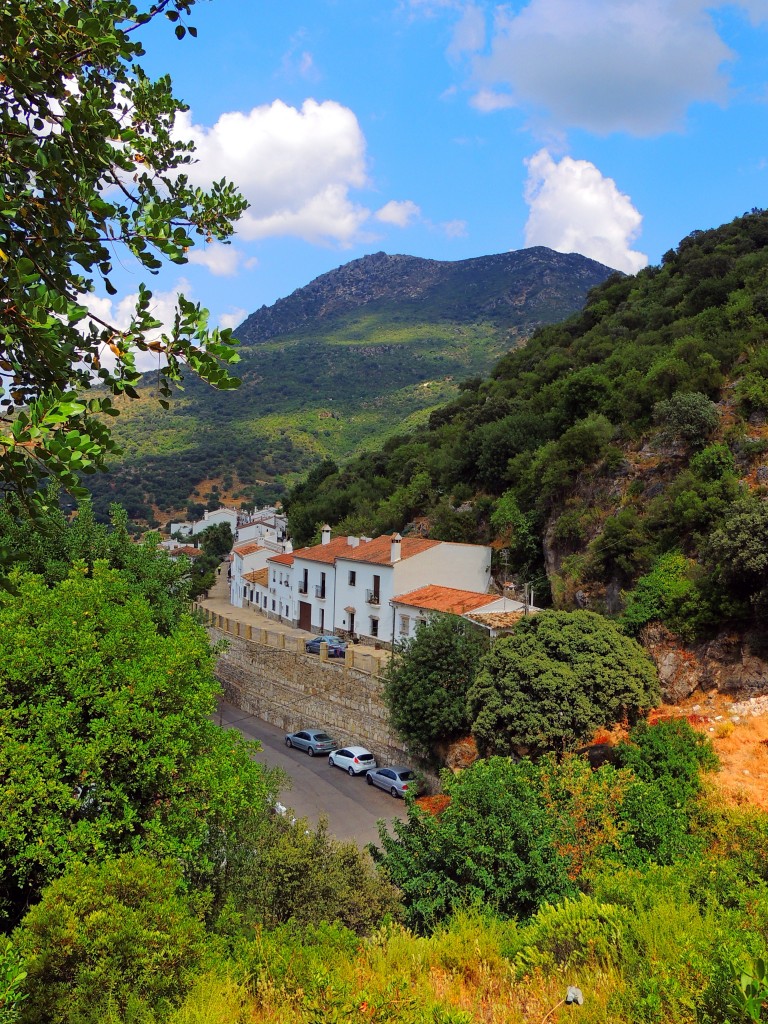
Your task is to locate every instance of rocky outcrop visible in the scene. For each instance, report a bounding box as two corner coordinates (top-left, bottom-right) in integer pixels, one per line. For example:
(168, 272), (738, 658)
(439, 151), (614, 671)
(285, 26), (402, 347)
(642, 623), (768, 702)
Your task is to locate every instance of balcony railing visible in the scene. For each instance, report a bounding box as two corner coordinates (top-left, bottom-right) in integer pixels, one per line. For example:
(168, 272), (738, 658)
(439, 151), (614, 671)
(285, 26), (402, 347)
(314, 585), (326, 599)
(298, 583), (308, 595)
(366, 589), (380, 606)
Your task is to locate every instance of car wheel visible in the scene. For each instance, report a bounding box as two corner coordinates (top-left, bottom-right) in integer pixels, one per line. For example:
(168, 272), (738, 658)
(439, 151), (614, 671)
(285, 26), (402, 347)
(366, 773), (373, 785)
(307, 747), (315, 757)
(390, 787), (399, 798)
(328, 755), (334, 765)
(285, 737), (293, 748)
(347, 766), (355, 776)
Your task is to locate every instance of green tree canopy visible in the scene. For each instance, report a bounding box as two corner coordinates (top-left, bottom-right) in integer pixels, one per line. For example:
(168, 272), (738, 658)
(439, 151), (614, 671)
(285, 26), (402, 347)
(468, 610), (660, 757)
(0, 0), (245, 511)
(383, 614), (489, 761)
(0, 564), (276, 925)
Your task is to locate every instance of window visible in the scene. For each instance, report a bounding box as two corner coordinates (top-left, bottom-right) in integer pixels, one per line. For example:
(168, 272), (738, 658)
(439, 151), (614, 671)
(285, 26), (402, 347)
(271, 599), (276, 611)
(349, 570), (356, 586)
(370, 617), (379, 638)
(263, 596), (267, 608)
(399, 615), (410, 635)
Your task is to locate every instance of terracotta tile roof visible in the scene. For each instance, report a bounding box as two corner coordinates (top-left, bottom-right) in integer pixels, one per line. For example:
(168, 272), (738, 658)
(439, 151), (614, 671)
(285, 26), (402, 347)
(267, 552), (294, 566)
(466, 610), (533, 630)
(340, 535), (440, 566)
(233, 542), (264, 556)
(393, 584), (498, 615)
(243, 568), (269, 586)
(292, 535), (364, 565)
(172, 544), (202, 558)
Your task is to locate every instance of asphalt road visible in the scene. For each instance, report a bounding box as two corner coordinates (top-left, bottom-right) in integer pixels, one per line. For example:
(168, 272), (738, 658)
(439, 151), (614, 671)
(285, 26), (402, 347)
(216, 698), (408, 847)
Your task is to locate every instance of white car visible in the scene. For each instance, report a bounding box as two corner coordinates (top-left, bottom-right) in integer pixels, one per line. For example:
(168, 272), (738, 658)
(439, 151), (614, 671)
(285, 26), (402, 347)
(328, 746), (378, 776)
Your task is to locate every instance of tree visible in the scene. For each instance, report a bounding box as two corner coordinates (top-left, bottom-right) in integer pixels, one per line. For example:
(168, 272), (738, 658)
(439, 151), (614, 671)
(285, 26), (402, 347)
(0, 0), (246, 511)
(467, 610), (659, 757)
(383, 614), (489, 761)
(653, 391), (719, 449)
(0, 565), (278, 924)
(705, 494), (768, 618)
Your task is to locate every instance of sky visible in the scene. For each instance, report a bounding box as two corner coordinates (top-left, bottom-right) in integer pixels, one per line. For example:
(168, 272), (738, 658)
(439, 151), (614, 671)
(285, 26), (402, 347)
(107, 0), (768, 353)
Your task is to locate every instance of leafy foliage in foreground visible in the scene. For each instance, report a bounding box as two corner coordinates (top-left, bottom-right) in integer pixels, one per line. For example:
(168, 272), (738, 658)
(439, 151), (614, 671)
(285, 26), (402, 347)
(0, 0), (245, 515)
(0, 566), (275, 924)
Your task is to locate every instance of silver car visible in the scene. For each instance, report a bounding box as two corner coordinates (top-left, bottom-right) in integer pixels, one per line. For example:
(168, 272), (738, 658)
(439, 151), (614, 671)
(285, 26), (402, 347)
(284, 729), (336, 756)
(328, 746), (377, 776)
(366, 764), (417, 798)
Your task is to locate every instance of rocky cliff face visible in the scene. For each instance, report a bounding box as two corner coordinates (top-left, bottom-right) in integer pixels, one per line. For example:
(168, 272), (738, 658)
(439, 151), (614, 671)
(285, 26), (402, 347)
(642, 624), (768, 702)
(235, 247), (617, 344)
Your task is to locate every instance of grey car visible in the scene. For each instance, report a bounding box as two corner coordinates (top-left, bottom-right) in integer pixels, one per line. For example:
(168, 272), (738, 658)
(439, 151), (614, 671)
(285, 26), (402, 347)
(366, 764), (417, 797)
(284, 729), (336, 756)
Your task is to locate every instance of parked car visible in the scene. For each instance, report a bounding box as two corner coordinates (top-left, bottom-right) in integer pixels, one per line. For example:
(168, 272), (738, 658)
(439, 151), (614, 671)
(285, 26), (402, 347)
(366, 764), (418, 798)
(305, 634), (347, 657)
(328, 746), (377, 776)
(284, 729), (337, 756)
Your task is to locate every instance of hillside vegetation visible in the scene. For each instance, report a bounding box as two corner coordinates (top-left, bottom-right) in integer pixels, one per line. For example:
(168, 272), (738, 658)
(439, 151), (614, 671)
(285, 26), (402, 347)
(84, 248), (614, 522)
(286, 210), (768, 643)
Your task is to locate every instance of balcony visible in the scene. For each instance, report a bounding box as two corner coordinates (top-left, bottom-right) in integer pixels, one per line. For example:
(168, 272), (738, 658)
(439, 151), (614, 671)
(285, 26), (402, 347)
(298, 583), (308, 595)
(314, 585), (326, 599)
(365, 589), (380, 606)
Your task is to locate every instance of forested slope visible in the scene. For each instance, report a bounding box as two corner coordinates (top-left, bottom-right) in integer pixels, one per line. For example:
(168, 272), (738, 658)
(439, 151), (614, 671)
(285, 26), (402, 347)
(84, 248), (614, 522)
(286, 210), (768, 644)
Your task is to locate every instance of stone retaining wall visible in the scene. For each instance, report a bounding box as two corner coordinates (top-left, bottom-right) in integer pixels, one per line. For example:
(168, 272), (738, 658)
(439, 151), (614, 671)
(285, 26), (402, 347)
(206, 623), (409, 765)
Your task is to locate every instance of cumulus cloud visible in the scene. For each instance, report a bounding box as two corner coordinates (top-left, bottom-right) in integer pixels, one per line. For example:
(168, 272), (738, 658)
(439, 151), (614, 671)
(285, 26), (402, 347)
(375, 199), (421, 227)
(523, 149), (648, 273)
(175, 99), (374, 246)
(187, 241), (243, 277)
(219, 308), (247, 331)
(472, 0), (733, 135)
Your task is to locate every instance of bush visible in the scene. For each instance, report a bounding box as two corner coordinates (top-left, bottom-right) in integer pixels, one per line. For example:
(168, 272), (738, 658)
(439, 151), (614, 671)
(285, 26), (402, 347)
(654, 391), (719, 449)
(468, 611), (660, 757)
(621, 552), (699, 637)
(14, 856), (209, 1023)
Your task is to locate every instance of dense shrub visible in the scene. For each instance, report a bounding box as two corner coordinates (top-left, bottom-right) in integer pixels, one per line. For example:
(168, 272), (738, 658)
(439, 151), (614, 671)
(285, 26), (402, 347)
(468, 611), (660, 757)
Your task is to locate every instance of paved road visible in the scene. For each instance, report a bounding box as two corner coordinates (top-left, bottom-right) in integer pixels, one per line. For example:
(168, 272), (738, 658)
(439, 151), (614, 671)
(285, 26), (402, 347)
(216, 698), (408, 847)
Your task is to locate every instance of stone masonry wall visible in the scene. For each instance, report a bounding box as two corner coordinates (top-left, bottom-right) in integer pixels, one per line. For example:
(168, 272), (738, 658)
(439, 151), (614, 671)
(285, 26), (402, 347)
(206, 623), (409, 765)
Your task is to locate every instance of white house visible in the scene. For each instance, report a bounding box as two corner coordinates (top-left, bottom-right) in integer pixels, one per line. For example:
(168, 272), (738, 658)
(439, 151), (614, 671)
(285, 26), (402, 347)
(333, 533), (492, 644)
(169, 506), (239, 539)
(230, 542), (272, 608)
(236, 509), (289, 550)
(264, 551), (295, 621)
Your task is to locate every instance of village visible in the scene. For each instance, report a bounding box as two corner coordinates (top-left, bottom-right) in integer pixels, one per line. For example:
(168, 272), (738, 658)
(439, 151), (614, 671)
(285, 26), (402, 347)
(164, 503), (540, 650)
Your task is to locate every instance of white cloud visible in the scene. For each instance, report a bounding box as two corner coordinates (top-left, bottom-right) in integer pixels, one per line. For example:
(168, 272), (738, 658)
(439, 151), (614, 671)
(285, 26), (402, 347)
(82, 281), (192, 374)
(472, 0), (733, 135)
(375, 199), (421, 227)
(175, 99), (374, 245)
(523, 149), (648, 273)
(441, 219), (468, 237)
(187, 241), (243, 277)
(447, 3), (486, 59)
(220, 308), (247, 331)
(470, 88), (516, 113)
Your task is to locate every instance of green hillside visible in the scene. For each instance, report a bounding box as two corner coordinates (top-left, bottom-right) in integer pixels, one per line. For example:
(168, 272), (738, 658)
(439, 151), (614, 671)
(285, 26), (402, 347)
(83, 247), (615, 522)
(285, 210), (768, 641)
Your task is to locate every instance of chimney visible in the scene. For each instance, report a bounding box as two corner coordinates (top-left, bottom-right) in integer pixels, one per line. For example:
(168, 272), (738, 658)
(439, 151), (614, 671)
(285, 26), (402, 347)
(321, 524), (331, 546)
(348, 536), (360, 548)
(391, 533), (402, 563)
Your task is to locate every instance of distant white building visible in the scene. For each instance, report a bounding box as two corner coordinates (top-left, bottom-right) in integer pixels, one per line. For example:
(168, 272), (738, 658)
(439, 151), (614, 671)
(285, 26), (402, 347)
(169, 506), (239, 538)
(392, 584), (538, 640)
(230, 542), (273, 608)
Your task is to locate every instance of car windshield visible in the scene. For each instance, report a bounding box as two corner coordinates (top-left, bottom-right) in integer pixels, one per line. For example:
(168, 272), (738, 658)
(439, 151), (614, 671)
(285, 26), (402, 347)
(397, 771), (415, 780)
(314, 733), (333, 742)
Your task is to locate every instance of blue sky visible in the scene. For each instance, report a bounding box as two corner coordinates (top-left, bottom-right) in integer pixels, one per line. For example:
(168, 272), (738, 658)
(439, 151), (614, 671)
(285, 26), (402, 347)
(112, 0), (768, 354)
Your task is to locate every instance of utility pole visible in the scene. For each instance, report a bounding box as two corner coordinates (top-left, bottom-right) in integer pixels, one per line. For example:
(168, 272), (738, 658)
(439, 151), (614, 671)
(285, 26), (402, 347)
(500, 549), (510, 611)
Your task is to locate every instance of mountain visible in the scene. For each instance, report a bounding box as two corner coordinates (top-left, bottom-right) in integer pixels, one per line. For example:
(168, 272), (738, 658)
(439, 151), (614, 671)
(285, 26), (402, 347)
(284, 210), (768, 674)
(85, 247), (616, 523)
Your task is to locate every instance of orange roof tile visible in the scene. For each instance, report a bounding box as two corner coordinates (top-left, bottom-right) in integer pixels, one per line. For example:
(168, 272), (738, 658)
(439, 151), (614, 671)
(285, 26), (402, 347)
(393, 585), (498, 615)
(340, 535), (440, 566)
(243, 568), (269, 586)
(172, 544), (202, 558)
(465, 610), (531, 629)
(267, 552), (294, 566)
(233, 542), (264, 556)
(291, 534), (364, 565)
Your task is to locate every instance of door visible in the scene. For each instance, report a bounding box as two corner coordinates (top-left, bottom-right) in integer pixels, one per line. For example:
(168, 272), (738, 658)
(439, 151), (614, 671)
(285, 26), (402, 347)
(298, 601), (312, 631)
(349, 610), (355, 634)
(373, 574), (380, 603)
